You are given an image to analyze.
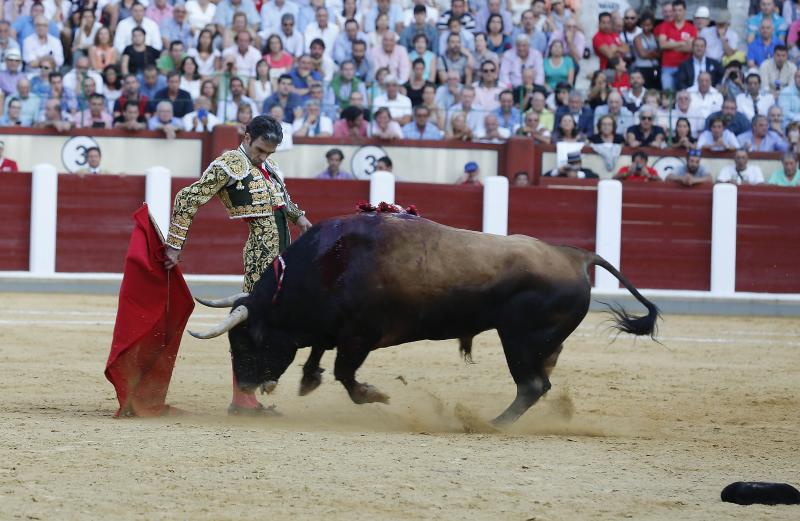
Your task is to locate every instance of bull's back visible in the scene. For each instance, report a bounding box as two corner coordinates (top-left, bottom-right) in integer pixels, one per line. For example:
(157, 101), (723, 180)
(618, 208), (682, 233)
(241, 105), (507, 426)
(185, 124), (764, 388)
(372, 215), (587, 297)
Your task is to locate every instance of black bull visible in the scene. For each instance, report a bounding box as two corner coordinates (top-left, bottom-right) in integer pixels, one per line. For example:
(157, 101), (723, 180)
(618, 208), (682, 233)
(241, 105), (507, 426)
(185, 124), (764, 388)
(191, 213), (659, 425)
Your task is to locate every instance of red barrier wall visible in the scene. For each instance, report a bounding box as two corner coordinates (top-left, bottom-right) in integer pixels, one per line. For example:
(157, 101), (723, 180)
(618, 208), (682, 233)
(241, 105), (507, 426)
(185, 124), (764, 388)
(736, 186), (800, 293)
(56, 175), (146, 272)
(169, 178), (249, 275)
(4, 172), (800, 295)
(620, 184), (712, 290)
(0, 172), (32, 271)
(287, 179), (370, 240)
(396, 182), (483, 231)
(508, 180), (598, 251)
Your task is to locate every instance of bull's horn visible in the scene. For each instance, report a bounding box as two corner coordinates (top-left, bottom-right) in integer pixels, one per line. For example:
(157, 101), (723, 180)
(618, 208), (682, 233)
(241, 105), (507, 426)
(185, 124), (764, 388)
(195, 292), (249, 308)
(189, 305), (249, 339)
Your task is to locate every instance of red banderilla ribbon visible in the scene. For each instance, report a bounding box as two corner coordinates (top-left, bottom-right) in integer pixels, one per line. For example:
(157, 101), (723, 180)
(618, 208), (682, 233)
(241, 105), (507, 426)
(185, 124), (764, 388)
(272, 255), (286, 304)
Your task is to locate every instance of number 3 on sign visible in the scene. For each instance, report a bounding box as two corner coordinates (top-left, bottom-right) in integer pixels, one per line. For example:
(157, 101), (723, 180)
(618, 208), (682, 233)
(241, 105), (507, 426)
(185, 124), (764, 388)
(351, 145), (387, 180)
(61, 136), (100, 173)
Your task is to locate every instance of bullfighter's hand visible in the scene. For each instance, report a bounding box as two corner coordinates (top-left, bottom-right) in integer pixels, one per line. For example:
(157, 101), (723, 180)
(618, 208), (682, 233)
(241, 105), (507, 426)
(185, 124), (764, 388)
(297, 215), (313, 233)
(164, 245), (181, 270)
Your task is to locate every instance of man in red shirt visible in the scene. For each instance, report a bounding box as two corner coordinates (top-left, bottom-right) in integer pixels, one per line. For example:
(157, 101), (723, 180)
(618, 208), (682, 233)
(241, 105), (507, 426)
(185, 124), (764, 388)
(0, 141), (18, 172)
(614, 150), (661, 182)
(113, 74), (150, 119)
(655, 0), (697, 91)
(593, 11), (628, 70)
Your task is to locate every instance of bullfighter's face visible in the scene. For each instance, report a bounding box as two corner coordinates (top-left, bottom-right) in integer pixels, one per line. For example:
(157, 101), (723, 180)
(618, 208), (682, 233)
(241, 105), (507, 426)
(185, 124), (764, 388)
(243, 135), (278, 166)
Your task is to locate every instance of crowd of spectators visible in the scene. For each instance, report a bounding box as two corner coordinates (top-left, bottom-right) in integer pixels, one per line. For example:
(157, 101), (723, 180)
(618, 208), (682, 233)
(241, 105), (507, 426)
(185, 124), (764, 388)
(0, 0), (799, 185)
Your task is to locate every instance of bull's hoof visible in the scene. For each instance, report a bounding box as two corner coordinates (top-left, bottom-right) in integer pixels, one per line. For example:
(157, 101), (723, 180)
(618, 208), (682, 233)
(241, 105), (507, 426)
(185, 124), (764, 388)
(227, 403), (282, 417)
(299, 368), (324, 396)
(350, 383), (390, 405)
(259, 380), (278, 394)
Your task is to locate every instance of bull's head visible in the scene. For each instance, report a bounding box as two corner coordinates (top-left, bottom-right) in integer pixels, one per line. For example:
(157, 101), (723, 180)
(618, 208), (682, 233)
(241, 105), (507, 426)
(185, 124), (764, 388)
(190, 293), (297, 392)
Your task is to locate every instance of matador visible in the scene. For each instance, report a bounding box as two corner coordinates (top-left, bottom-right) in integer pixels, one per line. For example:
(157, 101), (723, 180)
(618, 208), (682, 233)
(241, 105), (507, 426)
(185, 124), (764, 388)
(163, 115), (313, 415)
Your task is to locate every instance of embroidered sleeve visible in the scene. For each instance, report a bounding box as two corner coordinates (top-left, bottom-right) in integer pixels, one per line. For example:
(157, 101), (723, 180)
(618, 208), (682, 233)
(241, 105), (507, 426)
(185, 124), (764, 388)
(166, 161), (229, 250)
(267, 158), (305, 223)
(282, 181), (305, 223)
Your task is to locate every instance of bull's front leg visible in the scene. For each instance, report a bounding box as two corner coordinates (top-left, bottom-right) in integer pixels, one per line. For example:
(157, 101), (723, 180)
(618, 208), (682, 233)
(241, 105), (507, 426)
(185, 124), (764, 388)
(333, 340), (389, 405)
(299, 345), (326, 396)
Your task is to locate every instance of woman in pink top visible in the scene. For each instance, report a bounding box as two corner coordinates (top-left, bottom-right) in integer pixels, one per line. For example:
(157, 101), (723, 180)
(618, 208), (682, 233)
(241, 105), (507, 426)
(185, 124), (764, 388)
(89, 27), (118, 73)
(263, 34), (294, 84)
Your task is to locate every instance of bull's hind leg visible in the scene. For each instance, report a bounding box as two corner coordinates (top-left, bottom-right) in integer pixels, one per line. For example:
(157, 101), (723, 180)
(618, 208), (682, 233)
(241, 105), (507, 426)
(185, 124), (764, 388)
(333, 338), (389, 405)
(492, 330), (562, 426)
(299, 346), (326, 396)
(543, 344), (564, 377)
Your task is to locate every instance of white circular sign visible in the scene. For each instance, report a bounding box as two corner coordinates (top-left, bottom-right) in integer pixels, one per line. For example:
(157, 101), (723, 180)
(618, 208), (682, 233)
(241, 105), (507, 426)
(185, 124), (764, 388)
(651, 156), (685, 180)
(61, 136), (100, 173)
(350, 145), (387, 180)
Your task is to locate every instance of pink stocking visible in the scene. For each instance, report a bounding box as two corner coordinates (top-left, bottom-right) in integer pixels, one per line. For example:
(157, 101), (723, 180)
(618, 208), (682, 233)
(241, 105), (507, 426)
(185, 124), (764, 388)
(231, 369), (260, 408)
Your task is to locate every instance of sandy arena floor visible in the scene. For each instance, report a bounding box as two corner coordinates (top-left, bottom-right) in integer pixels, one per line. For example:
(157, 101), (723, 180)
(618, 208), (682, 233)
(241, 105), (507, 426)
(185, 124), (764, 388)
(1, 292), (799, 520)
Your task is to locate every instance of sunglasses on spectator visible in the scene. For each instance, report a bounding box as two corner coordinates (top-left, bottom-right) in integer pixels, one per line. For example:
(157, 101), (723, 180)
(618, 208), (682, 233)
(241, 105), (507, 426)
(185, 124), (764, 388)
(640, 116), (653, 120)
(482, 67), (496, 73)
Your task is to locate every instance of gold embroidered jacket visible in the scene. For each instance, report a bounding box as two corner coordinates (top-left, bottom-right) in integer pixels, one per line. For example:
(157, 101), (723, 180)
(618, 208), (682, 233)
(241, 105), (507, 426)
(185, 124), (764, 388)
(166, 146), (304, 250)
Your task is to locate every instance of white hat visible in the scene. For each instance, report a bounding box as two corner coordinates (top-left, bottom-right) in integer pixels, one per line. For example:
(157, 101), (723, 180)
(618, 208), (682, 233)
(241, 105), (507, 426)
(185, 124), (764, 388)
(695, 6), (710, 18)
(5, 48), (21, 61)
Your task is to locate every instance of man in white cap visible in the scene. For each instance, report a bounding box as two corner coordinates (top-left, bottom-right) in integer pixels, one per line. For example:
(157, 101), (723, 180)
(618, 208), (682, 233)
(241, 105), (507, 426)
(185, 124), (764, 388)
(0, 21), (20, 71)
(0, 48), (23, 96)
(0, 140), (19, 172)
(693, 6), (711, 31)
(699, 11), (740, 63)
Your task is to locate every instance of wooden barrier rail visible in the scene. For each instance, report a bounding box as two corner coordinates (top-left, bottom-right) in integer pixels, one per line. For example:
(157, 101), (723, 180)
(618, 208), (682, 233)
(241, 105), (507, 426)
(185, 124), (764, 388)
(0, 172), (31, 271)
(1, 170), (798, 294)
(736, 185), (800, 293)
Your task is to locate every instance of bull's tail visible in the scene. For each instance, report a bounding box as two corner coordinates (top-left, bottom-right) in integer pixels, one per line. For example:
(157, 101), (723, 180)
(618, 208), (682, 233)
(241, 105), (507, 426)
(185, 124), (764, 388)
(458, 337), (475, 363)
(591, 254), (660, 339)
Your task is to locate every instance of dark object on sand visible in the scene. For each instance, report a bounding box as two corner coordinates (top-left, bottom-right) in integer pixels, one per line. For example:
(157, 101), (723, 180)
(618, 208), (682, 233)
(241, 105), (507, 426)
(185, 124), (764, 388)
(721, 482), (800, 505)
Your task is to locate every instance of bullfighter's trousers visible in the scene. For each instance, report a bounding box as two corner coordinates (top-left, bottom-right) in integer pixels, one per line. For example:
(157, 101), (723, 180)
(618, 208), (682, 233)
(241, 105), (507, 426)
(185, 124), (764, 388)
(242, 210), (289, 293)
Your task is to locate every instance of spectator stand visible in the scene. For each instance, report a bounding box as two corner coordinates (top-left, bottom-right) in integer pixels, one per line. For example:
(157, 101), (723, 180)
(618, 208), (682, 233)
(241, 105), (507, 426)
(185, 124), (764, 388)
(0, 0), (799, 313)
